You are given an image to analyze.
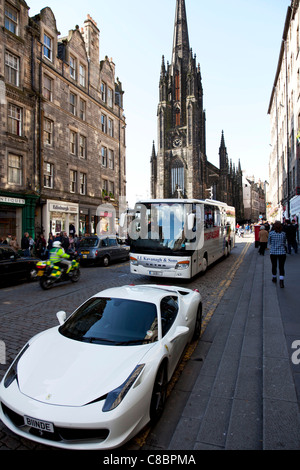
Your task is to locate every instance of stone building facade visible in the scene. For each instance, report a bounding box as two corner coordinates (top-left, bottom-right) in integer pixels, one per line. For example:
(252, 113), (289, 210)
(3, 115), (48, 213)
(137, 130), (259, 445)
(0, 0), (126, 242)
(268, 0), (300, 224)
(151, 0), (243, 220)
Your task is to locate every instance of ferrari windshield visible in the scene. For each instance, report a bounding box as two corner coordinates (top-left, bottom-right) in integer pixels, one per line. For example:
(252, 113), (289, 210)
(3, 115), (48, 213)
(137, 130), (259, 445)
(59, 297), (158, 345)
(130, 202), (196, 254)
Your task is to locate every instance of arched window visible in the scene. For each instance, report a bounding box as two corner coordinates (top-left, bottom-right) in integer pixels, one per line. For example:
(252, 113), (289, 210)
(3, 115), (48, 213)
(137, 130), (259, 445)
(171, 157), (185, 196)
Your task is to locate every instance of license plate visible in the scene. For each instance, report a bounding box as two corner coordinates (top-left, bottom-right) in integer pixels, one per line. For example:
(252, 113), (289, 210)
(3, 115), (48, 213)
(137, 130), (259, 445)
(24, 415), (54, 433)
(149, 271), (163, 276)
(37, 271), (44, 276)
(81, 251), (89, 254)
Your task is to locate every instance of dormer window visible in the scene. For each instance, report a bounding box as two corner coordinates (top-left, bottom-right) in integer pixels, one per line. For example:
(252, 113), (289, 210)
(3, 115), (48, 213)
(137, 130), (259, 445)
(43, 33), (53, 61)
(5, 4), (18, 35)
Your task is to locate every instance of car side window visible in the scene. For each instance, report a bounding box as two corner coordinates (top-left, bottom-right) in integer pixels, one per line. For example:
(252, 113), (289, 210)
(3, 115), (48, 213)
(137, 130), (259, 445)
(0, 248), (3, 260)
(101, 239), (109, 247)
(2, 248), (13, 260)
(160, 296), (179, 337)
(108, 238), (117, 246)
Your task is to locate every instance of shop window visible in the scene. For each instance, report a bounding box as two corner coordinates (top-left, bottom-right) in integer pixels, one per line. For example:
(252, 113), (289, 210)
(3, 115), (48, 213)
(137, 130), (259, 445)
(8, 154), (22, 185)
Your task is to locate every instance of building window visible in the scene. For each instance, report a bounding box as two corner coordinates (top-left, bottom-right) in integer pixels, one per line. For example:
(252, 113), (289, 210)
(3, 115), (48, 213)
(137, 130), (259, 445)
(8, 154), (22, 185)
(70, 170), (77, 193)
(79, 99), (86, 120)
(5, 51), (20, 86)
(101, 114), (107, 133)
(8, 103), (22, 136)
(107, 87), (113, 108)
(102, 179), (108, 192)
(70, 131), (77, 155)
(5, 4), (18, 35)
(101, 147), (107, 167)
(43, 33), (53, 61)
(108, 181), (114, 196)
(108, 149), (114, 169)
(79, 64), (86, 87)
(79, 135), (87, 159)
(108, 118), (114, 137)
(44, 118), (53, 145)
(101, 82), (106, 102)
(70, 92), (77, 115)
(80, 172), (86, 195)
(44, 162), (54, 188)
(43, 75), (53, 101)
(70, 56), (76, 79)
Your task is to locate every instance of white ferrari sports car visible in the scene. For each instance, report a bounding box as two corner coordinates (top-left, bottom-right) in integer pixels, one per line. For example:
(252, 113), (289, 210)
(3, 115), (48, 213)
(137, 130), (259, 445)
(0, 284), (202, 450)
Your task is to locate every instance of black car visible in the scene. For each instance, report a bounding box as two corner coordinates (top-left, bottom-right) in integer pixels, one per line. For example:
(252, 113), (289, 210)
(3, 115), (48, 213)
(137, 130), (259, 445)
(0, 245), (39, 283)
(77, 235), (130, 266)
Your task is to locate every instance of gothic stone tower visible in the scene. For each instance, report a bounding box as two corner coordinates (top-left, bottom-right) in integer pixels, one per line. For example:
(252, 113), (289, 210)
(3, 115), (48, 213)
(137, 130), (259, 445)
(151, 0), (207, 199)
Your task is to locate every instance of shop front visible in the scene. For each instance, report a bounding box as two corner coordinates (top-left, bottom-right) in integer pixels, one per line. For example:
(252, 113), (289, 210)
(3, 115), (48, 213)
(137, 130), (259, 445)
(0, 191), (38, 243)
(43, 200), (79, 237)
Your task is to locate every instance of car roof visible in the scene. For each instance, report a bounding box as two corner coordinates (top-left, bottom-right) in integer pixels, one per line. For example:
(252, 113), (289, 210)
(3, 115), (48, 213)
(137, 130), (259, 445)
(93, 284), (189, 303)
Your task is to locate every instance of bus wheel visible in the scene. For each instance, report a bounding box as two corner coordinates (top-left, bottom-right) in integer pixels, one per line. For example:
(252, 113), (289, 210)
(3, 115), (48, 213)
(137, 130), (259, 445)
(202, 256), (208, 272)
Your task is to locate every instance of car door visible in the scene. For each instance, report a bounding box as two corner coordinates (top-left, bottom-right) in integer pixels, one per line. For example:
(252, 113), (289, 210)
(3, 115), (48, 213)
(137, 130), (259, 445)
(107, 237), (119, 261)
(0, 246), (21, 279)
(160, 296), (187, 374)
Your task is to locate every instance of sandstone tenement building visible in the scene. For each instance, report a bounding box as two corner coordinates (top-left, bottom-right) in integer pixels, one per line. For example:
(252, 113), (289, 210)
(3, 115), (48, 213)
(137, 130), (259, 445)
(0, 0), (126, 240)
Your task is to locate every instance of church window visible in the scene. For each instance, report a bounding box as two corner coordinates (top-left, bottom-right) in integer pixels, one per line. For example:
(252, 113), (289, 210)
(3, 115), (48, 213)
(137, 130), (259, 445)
(171, 158), (184, 196)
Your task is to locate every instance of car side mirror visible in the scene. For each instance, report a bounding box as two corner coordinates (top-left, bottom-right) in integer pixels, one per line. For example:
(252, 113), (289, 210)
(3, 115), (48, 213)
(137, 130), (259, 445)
(56, 310), (67, 325)
(169, 326), (189, 343)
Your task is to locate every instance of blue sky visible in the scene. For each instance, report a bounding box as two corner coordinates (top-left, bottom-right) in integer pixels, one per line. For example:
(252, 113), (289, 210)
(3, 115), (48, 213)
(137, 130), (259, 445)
(28, 0), (291, 206)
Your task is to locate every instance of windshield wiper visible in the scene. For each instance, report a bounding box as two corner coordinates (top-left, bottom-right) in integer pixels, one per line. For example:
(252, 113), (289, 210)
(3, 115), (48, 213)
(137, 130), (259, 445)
(115, 339), (153, 345)
(82, 337), (117, 344)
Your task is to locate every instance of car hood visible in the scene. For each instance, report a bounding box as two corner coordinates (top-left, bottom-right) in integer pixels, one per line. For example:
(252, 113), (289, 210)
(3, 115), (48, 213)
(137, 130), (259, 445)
(17, 328), (154, 407)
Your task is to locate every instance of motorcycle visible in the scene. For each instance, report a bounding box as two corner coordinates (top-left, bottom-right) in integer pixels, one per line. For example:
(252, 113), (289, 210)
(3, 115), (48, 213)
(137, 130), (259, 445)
(36, 254), (80, 290)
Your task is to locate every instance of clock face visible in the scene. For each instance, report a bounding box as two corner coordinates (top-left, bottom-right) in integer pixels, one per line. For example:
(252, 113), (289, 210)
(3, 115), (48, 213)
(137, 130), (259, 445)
(173, 138), (182, 148)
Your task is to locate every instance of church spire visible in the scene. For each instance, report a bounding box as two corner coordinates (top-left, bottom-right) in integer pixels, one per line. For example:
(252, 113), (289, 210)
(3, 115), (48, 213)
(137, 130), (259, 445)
(172, 0), (190, 69)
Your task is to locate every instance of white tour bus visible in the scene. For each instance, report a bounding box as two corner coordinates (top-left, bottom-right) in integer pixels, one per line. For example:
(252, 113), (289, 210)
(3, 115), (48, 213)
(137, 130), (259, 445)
(129, 199), (235, 279)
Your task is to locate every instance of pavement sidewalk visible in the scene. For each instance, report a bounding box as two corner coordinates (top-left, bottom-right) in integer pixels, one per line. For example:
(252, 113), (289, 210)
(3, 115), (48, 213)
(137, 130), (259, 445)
(144, 240), (300, 450)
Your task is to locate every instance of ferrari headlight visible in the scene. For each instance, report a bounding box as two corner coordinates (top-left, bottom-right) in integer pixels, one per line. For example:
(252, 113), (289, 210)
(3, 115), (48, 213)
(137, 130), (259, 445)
(3, 343), (29, 389)
(102, 364), (145, 412)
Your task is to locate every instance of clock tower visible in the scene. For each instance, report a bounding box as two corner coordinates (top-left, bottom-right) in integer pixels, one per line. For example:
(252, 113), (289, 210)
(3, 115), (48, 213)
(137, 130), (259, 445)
(153, 0), (207, 199)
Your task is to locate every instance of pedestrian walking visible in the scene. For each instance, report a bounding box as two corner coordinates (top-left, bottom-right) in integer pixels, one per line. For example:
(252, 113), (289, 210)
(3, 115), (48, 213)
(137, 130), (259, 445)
(284, 219), (298, 254)
(258, 225), (268, 255)
(268, 221), (287, 288)
(21, 232), (30, 257)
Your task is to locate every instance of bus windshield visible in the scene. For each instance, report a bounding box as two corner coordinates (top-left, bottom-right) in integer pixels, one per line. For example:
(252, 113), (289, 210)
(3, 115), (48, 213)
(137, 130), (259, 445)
(129, 202), (196, 255)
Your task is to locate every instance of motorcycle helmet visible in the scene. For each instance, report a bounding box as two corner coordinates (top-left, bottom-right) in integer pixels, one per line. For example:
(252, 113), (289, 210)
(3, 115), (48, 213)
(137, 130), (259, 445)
(53, 241), (61, 248)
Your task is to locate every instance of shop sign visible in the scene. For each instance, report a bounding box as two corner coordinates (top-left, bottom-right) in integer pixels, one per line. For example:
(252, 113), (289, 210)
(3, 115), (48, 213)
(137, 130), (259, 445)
(49, 203), (78, 213)
(0, 196), (25, 205)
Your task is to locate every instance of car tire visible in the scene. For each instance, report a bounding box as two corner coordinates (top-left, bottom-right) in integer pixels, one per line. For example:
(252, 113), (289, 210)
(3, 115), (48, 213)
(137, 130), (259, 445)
(102, 255), (110, 267)
(193, 303), (202, 340)
(150, 362), (168, 423)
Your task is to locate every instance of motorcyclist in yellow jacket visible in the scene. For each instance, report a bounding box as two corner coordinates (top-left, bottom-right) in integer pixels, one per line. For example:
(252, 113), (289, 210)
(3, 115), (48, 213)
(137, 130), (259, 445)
(49, 240), (72, 274)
